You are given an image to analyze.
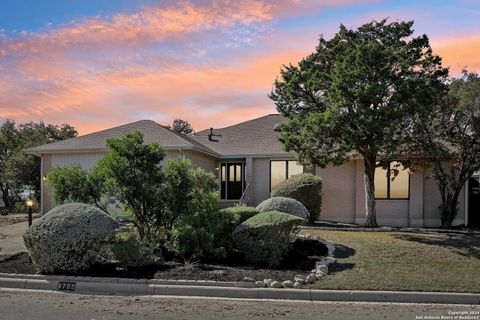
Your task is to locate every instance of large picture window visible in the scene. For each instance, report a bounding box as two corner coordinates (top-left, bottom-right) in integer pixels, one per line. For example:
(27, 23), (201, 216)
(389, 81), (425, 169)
(374, 161), (410, 199)
(270, 160), (303, 191)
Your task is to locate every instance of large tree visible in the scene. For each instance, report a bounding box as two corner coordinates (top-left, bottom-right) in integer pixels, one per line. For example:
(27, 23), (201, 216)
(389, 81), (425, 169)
(405, 71), (480, 228)
(0, 120), (77, 210)
(270, 20), (448, 227)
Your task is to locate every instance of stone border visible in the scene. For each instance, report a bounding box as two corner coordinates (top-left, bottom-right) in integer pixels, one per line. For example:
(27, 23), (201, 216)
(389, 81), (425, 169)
(0, 275), (479, 305)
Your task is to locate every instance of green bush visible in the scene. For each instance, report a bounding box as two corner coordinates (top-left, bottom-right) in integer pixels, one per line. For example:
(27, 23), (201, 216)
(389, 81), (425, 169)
(232, 211), (304, 267)
(271, 173), (322, 223)
(112, 231), (154, 268)
(220, 205), (258, 225)
(256, 196), (309, 220)
(23, 203), (118, 274)
(168, 193), (232, 260)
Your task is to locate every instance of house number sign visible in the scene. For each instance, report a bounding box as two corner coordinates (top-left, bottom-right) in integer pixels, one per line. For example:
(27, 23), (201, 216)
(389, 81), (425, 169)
(57, 281), (76, 291)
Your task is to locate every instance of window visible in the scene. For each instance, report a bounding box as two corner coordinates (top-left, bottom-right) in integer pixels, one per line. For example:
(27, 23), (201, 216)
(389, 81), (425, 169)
(270, 160), (303, 191)
(374, 161), (409, 199)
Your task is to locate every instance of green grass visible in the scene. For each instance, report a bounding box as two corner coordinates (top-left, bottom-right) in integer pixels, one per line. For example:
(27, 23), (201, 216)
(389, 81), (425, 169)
(303, 230), (480, 293)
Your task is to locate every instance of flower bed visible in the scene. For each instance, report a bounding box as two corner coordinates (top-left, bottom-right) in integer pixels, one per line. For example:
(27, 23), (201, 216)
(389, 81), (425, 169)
(0, 236), (336, 288)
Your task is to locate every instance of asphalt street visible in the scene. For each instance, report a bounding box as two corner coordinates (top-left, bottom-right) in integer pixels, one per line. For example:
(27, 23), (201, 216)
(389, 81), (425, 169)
(1, 289), (479, 320)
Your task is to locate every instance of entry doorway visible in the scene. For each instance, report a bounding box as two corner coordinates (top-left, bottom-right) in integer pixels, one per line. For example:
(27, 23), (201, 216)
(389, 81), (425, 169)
(468, 175), (480, 228)
(220, 162), (246, 200)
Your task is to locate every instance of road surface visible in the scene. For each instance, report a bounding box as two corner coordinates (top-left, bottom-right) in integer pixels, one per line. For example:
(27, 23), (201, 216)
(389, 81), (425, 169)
(1, 289), (479, 320)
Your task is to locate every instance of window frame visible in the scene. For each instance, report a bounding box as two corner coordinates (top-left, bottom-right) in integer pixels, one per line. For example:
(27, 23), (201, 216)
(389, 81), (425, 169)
(269, 160), (303, 192)
(375, 161), (410, 200)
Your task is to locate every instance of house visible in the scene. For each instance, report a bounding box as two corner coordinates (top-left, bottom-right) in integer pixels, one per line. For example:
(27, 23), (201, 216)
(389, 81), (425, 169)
(25, 114), (479, 228)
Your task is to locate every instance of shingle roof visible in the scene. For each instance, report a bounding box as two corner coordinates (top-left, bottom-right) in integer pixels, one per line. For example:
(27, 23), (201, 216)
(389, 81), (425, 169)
(25, 115), (291, 157)
(191, 114), (290, 157)
(25, 120), (219, 156)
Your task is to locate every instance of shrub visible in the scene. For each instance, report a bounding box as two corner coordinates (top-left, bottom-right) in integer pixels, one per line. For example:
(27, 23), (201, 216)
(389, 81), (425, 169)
(168, 193), (231, 260)
(256, 197), (309, 220)
(23, 203), (118, 274)
(220, 205), (258, 225)
(112, 231), (154, 268)
(232, 211), (304, 267)
(271, 173), (322, 223)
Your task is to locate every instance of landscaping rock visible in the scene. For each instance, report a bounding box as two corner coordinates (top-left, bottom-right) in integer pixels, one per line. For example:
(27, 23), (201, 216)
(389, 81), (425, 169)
(318, 256), (336, 266)
(282, 280), (293, 288)
(242, 276), (255, 282)
(293, 281), (302, 288)
(294, 275), (306, 284)
(264, 278), (273, 286)
(255, 281), (266, 288)
(23, 203), (118, 274)
(306, 273), (316, 284)
(270, 281), (283, 288)
(315, 271), (326, 279)
(315, 263), (329, 274)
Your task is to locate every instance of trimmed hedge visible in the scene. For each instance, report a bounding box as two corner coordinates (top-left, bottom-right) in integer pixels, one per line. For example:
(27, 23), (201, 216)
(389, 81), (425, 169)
(232, 211), (304, 267)
(271, 173), (322, 223)
(23, 203), (118, 274)
(220, 205), (259, 225)
(256, 197), (309, 220)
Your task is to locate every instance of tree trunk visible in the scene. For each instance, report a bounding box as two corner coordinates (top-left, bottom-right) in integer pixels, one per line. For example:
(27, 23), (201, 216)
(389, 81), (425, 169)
(440, 191), (459, 229)
(1, 187), (15, 211)
(364, 156), (378, 227)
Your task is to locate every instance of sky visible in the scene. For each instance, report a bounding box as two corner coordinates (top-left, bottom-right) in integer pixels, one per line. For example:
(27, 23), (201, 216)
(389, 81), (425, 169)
(1, 0), (480, 134)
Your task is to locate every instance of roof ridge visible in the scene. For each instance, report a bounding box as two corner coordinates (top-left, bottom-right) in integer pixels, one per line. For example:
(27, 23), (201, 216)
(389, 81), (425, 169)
(196, 113), (281, 134)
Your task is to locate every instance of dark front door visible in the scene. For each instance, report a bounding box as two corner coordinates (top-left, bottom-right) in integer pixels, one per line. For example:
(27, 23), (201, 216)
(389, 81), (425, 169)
(469, 176), (480, 227)
(220, 163), (244, 200)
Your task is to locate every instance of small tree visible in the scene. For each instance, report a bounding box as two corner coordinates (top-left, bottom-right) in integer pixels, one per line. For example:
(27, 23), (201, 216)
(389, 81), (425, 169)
(407, 71), (480, 228)
(95, 132), (166, 241)
(170, 119), (194, 135)
(270, 19), (447, 227)
(47, 165), (108, 212)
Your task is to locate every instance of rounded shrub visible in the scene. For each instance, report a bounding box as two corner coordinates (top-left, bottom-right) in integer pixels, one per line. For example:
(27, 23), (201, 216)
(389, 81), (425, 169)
(220, 205), (259, 225)
(256, 197), (309, 220)
(23, 203), (118, 274)
(232, 211), (304, 267)
(271, 173), (322, 223)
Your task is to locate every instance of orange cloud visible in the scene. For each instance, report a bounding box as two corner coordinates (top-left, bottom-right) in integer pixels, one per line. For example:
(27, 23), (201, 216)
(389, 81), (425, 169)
(433, 36), (480, 74)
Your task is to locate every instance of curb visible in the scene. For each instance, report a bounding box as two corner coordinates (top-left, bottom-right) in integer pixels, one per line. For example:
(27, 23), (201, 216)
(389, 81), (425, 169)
(0, 275), (479, 305)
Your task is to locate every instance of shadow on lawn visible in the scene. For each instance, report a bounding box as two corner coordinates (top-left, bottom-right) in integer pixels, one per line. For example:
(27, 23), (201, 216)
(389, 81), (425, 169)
(393, 233), (480, 259)
(333, 243), (356, 259)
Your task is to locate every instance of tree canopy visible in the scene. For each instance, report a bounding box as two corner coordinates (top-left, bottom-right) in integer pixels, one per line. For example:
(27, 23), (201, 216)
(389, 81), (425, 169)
(170, 119), (194, 135)
(0, 120), (77, 211)
(405, 71), (480, 227)
(270, 19), (448, 226)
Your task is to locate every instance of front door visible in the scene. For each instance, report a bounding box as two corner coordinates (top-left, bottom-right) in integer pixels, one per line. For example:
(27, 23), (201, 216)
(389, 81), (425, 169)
(468, 176), (480, 227)
(220, 163), (244, 200)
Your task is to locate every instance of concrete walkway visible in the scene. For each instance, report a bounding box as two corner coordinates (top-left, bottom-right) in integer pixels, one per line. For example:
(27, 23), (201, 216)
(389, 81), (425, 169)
(0, 221), (29, 260)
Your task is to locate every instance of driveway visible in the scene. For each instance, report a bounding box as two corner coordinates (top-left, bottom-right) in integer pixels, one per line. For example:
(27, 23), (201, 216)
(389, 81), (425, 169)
(1, 290), (479, 320)
(0, 221), (29, 260)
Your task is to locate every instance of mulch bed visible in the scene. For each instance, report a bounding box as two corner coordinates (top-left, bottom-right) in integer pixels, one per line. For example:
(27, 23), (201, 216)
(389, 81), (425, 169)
(0, 238), (328, 282)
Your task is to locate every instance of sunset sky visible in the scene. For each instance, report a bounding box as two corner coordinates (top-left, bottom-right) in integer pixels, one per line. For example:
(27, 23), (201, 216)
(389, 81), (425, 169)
(1, 0), (480, 134)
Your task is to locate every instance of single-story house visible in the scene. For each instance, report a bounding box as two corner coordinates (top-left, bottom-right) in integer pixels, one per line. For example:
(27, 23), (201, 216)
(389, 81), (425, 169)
(25, 114), (480, 228)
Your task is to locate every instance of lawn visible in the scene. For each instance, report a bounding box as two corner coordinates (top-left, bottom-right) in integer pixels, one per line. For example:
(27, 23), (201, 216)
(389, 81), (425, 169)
(302, 230), (480, 293)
